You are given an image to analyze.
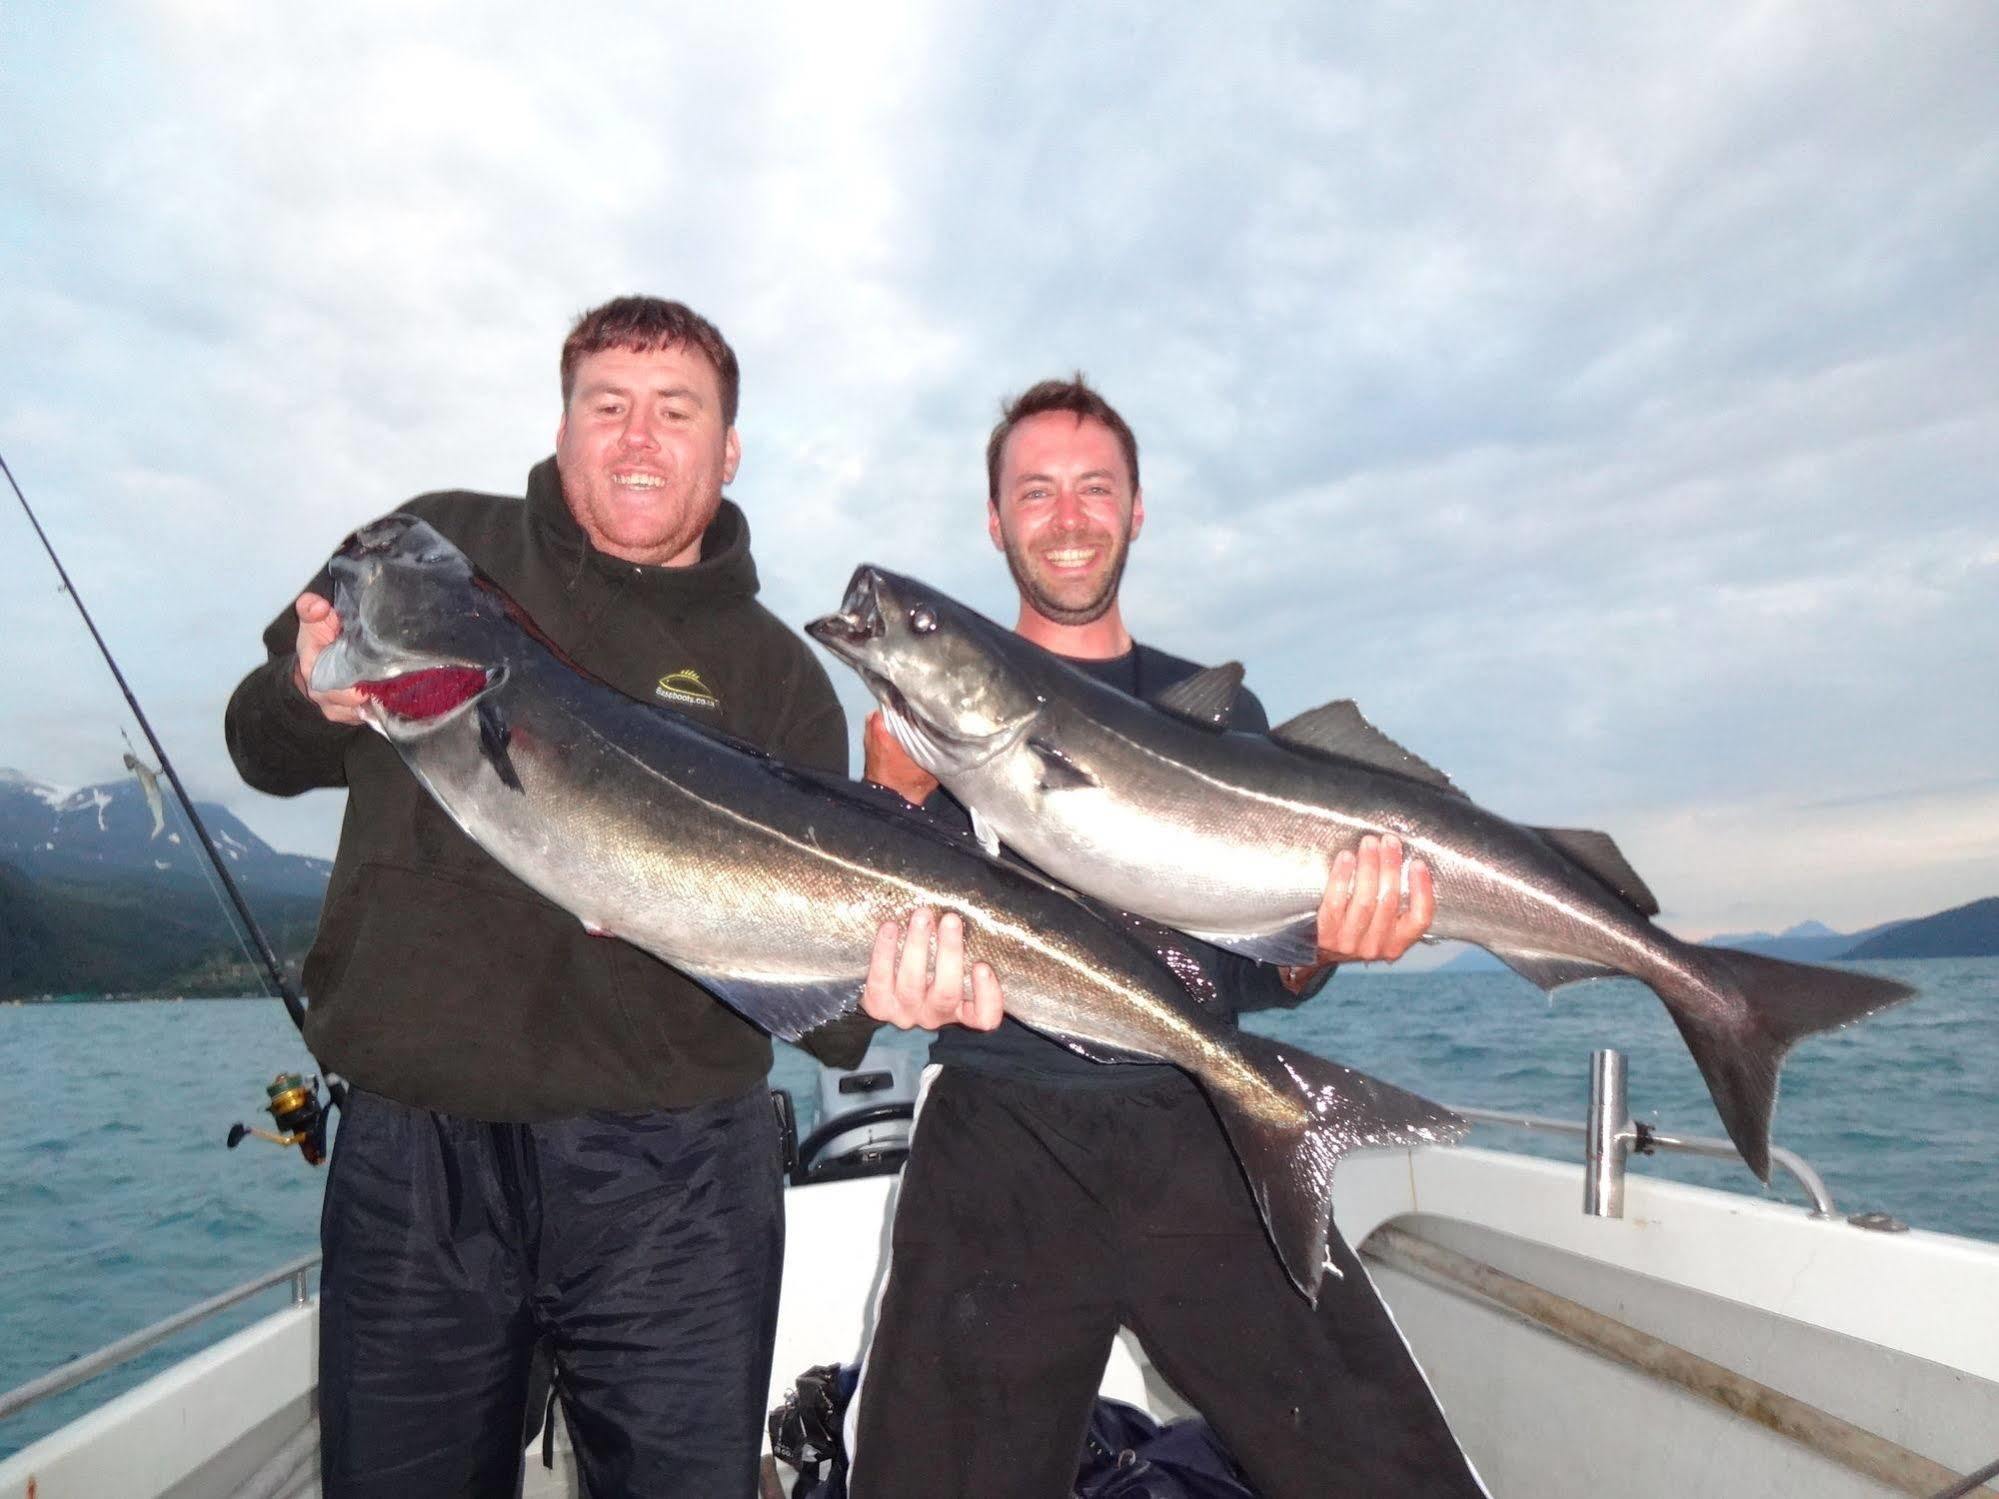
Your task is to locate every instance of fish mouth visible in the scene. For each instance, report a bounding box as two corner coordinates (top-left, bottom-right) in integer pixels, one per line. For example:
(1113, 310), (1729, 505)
(354, 664), (503, 723)
(805, 566), (886, 656)
(335, 514), (427, 561)
(799, 567), (947, 747)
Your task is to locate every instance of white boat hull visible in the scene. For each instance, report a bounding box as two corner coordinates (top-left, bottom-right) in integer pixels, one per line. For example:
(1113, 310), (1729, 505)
(5, 1145), (1995, 1498)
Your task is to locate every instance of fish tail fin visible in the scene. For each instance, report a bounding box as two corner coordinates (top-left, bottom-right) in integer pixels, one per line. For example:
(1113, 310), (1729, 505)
(1206, 1032), (1466, 1305)
(1660, 946), (1916, 1182)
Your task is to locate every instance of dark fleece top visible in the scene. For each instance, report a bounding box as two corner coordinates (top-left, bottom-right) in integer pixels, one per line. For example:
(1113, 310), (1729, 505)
(225, 456), (871, 1120)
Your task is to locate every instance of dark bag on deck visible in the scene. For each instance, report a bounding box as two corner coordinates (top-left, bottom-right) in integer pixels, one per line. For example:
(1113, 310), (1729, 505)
(769, 1361), (857, 1495)
(1075, 1398), (1259, 1498)
(770, 1364), (1259, 1499)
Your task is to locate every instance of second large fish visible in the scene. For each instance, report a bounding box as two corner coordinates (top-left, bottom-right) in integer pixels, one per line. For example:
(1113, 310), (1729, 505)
(809, 565), (1917, 1182)
(309, 515), (1464, 1302)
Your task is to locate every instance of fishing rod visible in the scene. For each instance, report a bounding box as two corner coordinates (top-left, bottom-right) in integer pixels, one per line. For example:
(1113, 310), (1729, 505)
(3, 449), (338, 1162)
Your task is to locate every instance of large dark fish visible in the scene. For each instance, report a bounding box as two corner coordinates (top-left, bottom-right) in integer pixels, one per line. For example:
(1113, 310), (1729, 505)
(309, 515), (1465, 1302)
(807, 565), (1917, 1182)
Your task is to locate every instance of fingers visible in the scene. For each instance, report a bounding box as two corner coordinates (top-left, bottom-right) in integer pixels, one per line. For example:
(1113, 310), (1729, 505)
(929, 912), (966, 1020)
(1315, 847), (1357, 955)
(294, 592), (342, 648)
(1358, 835), (1404, 956)
(964, 962), (1004, 1031)
(1382, 858), (1436, 960)
(1314, 834), (1432, 964)
(291, 592), (357, 720)
(858, 908), (1005, 1031)
(892, 906), (940, 1021)
(861, 920), (905, 1023)
(1336, 834), (1382, 955)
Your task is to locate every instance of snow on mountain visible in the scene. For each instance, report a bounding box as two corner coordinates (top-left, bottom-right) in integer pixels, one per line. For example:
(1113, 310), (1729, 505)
(0, 769), (330, 898)
(0, 766), (76, 806)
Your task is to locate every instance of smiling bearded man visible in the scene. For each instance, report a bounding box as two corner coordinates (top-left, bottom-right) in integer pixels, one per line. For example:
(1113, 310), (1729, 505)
(985, 399), (1141, 626)
(844, 376), (1489, 1499)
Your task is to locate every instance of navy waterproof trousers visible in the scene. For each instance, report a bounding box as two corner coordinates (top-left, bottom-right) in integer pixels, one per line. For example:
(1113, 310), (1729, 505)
(318, 1086), (785, 1499)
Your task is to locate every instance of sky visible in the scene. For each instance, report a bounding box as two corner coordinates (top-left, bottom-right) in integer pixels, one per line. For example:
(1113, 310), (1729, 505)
(2, 1), (1994, 946)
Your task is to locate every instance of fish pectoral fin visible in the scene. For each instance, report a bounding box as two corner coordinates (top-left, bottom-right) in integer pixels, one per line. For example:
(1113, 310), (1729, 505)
(694, 973), (861, 1043)
(969, 806), (1003, 858)
(795, 1010), (880, 1070)
(1049, 1032), (1165, 1067)
(1528, 827), (1661, 916)
(1486, 945), (1621, 993)
(1188, 919), (1323, 968)
(1270, 700), (1463, 797)
(1151, 662), (1245, 729)
(476, 697), (523, 792)
(1025, 736), (1101, 793)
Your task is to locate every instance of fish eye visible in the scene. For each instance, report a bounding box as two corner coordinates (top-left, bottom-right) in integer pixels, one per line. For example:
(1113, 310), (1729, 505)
(909, 604), (938, 635)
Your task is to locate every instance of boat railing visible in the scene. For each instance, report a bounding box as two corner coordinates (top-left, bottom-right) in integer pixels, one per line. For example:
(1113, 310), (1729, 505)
(0, 1252), (318, 1425)
(0, 1049), (1850, 1431)
(1451, 1047), (1840, 1220)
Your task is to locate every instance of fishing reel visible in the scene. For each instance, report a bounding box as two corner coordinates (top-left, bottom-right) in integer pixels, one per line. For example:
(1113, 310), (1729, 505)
(226, 1072), (330, 1166)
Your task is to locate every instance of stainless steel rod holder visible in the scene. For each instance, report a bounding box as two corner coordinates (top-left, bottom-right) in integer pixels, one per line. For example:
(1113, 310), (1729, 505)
(1585, 1048), (1632, 1218)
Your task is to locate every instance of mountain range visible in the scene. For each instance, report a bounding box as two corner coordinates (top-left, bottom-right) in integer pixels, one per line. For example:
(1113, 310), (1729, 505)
(1430, 898), (1999, 973)
(0, 768), (330, 998)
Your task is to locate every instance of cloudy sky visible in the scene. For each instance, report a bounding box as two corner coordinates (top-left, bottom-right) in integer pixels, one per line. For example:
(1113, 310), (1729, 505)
(4, 2), (1994, 945)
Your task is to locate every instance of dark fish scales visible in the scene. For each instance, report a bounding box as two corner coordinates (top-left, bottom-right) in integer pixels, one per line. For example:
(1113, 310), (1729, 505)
(308, 515), (1467, 1302)
(808, 565), (1918, 1183)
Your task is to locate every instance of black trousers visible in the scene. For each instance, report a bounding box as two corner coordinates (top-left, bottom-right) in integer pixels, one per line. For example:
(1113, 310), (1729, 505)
(318, 1086), (785, 1499)
(848, 1069), (1486, 1499)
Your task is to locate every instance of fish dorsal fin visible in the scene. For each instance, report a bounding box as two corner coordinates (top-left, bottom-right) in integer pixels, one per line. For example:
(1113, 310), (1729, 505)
(1271, 700), (1462, 796)
(1529, 827), (1660, 916)
(1152, 663), (1244, 730)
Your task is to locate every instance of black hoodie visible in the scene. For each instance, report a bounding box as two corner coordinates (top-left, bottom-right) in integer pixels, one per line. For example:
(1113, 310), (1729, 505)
(225, 457), (870, 1119)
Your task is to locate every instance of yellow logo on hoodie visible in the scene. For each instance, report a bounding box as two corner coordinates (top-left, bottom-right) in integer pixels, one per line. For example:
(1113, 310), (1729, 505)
(655, 669), (721, 710)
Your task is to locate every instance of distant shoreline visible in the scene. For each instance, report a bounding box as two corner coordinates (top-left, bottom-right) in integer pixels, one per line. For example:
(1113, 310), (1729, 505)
(2, 993), (272, 1006)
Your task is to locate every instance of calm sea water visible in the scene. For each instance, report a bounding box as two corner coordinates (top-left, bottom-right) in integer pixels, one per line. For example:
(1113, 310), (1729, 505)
(2, 957), (1992, 1458)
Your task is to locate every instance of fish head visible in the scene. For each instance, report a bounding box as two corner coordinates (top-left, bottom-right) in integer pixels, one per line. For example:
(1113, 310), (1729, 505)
(808, 565), (1041, 776)
(311, 515), (514, 738)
